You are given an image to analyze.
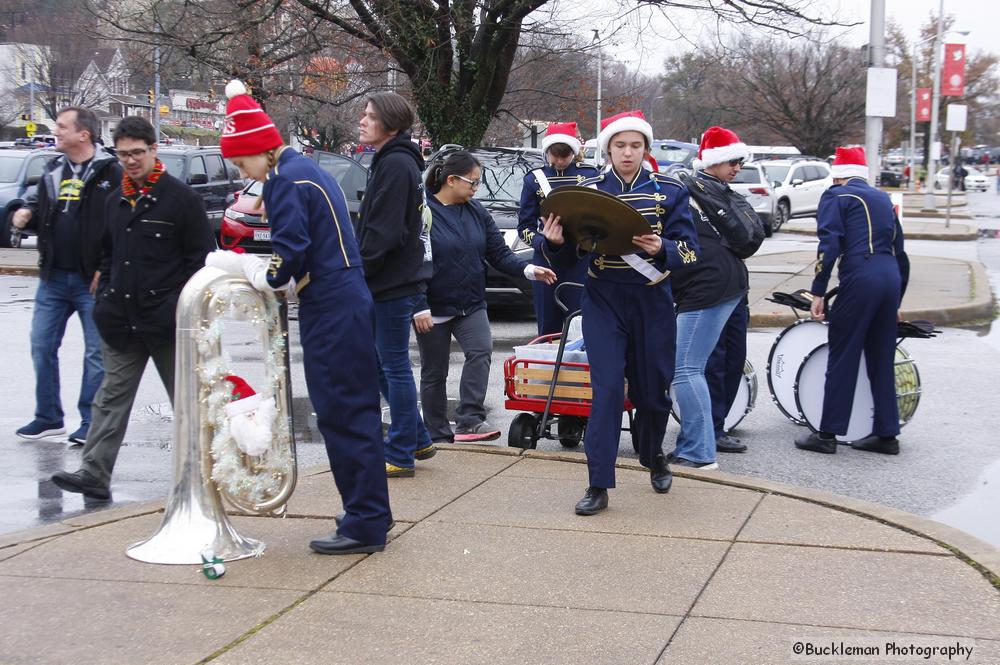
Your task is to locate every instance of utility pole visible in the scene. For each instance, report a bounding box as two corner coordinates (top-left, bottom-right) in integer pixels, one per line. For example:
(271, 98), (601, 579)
(865, 0), (886, 186)
(153, 43), (161, 142)
(924, 0), (945, 211)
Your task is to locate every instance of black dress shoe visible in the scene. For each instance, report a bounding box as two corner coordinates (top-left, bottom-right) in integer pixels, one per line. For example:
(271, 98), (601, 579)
(794, 432), (837, 454)
(334, 512), (395, 532)
(716, 434), (747, 453)
(851, 435), (900, 455)
(574, 487), (608, 516)
(50, 470), (111, 500)
(649, 453), (673, 494)
(309, 533), (386, 555)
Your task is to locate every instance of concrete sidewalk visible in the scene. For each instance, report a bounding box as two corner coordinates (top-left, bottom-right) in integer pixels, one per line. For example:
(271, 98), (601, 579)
(1, 447), (998, 664)
(746, 249), (993, 327)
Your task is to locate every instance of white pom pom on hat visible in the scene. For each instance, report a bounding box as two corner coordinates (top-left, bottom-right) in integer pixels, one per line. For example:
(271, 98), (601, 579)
(225, 79), (248, 99)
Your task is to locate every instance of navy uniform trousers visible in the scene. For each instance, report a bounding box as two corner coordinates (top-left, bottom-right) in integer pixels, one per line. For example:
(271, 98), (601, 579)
(297, 268), (392, 546)
(706, 298), (749, 437)
(821, 255), (901, 437)
(532, 254), (587, 335)
(581, 278), (675, 489)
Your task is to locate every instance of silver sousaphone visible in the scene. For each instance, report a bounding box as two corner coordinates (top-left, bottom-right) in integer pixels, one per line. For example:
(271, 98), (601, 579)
(126, 266), (297, 564)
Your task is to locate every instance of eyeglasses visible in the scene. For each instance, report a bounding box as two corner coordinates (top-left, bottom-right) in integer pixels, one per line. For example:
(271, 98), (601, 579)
(728, 158), (745, 167)
(118, 148), (150, 162)
(453, 174), (481, 188)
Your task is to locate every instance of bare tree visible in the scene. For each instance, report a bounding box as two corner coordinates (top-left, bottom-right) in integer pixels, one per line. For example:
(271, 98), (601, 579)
(293, 0), (853, 146)
(657, 36), (867, 156)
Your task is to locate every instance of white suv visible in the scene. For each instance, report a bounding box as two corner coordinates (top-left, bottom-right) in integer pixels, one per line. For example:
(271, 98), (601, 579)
(729, 162), (775, 236)
(760, 159), (832, 231)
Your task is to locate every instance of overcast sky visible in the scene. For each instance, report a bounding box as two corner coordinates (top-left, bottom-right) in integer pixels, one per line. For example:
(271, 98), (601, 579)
(602, 0), (998, 69)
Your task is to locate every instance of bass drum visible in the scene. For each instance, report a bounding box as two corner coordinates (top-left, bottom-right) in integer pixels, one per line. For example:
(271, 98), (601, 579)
(794, 345), (921, 443)
(670, 360), (757, 432)
(766, 319), (828, 425)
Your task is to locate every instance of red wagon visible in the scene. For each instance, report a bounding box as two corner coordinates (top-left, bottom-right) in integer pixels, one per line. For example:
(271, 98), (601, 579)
(503, 333), (634, 450)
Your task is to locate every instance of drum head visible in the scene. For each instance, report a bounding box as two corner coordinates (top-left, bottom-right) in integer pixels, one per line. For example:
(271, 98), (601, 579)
(671, 360), (758, 432)
(794, 344), (874, 443)
(767, 320), (827, 425)
(895, 346), (921, 425)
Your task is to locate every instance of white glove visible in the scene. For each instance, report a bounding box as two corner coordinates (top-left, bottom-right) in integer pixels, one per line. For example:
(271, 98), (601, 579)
(242, 254), (281, 291)
(205, 250), (246, 275)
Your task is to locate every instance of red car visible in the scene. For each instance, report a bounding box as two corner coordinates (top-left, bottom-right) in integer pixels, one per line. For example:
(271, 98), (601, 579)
(219, 150), (368, 254)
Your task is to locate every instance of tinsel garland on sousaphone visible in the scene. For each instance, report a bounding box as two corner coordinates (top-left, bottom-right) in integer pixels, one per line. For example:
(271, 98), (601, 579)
(540, 186), (652, 256)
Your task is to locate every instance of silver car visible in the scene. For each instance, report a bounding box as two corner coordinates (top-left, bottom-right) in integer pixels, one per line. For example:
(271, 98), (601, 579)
(729, 162), (775, 236)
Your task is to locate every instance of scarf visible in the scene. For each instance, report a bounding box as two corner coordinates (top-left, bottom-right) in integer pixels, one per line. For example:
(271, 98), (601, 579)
(121, 158), (165, 207)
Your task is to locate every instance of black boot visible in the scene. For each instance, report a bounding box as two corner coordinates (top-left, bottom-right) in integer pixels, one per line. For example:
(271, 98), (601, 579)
(51, 470), (111, 500)
(574, 487), (608, 516)
(851, 435), (899, 455)
(649, 453), (673, 494)
(794, 431), (837, 454)
(716, 434), (747, 453)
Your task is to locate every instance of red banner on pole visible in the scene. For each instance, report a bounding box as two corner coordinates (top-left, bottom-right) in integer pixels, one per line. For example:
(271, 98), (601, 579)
(941, 43), (966, 96)
(916, 87), (932, 122)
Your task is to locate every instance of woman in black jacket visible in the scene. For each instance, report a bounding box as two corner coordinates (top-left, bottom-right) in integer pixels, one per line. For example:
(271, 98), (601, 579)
(416, 151), (555, 442)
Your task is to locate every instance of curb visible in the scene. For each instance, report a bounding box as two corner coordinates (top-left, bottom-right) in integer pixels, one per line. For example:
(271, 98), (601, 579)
(0, 264), (39, 277)
(780, 224), (978, 241)
(2, 446), (998, 589)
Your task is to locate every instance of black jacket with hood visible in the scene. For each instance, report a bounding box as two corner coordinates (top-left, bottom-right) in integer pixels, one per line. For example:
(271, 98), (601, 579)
(354, 133), (432, 302)
(24, 145), (122, 282)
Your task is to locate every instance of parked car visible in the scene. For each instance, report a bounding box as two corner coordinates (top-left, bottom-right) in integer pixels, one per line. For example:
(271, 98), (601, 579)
(760, 158), (832, 230)
(650, 139), (698, 171)
(729, 162), (775, 236)
(157, 146), (245, 237)
(935, 166), (989, 192)
(423, 145), (546, 307)
(0, 148), (61, 248)
(219, 150), (369, 254)
(747, 145), (801, 162)
(876, 170), (904, 188)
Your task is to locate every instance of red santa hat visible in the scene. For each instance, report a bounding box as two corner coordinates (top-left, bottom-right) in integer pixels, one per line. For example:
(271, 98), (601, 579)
(541, 121), (582, 156)
(223, 374), (262, 417)
(693, 126), (748, 170)
(219, 80), (284, 159)
(830, 146), (869, 179)
(597, 110), (654, 157)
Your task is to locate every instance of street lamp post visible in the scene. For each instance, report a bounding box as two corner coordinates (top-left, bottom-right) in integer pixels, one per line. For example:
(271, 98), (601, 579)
(593, 29), (602, 167)
(923, 2), (946, 210)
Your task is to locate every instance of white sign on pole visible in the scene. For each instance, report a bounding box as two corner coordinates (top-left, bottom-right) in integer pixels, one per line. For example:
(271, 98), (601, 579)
(946, 104), (968, 132)
(865, 67), (898, 117)
(930, 141), (942, 161)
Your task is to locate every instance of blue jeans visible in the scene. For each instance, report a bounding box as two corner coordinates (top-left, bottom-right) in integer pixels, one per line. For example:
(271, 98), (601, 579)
(30, 269), (104, 426)
(374, 294), (432, 467)
(672, 295), (741, 464)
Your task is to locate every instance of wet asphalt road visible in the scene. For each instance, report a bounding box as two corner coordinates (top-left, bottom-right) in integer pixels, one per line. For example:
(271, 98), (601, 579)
(2, 188), (999, 547)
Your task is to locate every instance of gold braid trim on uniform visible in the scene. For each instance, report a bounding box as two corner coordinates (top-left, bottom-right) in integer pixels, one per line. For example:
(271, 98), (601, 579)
(815, 252), (824, 275)
(268, 253), (283, 278)
(293, 179), (351, 267)
(676, 241), (697, 264)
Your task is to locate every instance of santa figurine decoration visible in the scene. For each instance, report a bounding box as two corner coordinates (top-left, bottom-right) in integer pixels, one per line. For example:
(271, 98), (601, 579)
(224, 374), (276, 457)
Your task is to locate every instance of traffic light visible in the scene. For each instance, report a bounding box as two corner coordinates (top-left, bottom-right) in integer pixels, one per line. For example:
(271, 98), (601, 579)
(147, 88), (154, 105)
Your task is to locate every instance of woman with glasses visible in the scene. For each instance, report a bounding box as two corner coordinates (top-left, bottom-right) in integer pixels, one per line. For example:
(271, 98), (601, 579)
(416, 151), (556, 443)
(670, 126), (753, 470)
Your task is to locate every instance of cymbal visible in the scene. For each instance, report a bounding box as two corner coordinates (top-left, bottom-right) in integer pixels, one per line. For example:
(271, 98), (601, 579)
(541, 186), (651, 255)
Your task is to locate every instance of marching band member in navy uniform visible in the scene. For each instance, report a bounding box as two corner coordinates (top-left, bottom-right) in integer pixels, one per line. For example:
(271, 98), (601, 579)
(540, 110), (700, 515)
(209, 80), (392, 554)
(517, 121), (596, 334)
(795, 146), (909, 456)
